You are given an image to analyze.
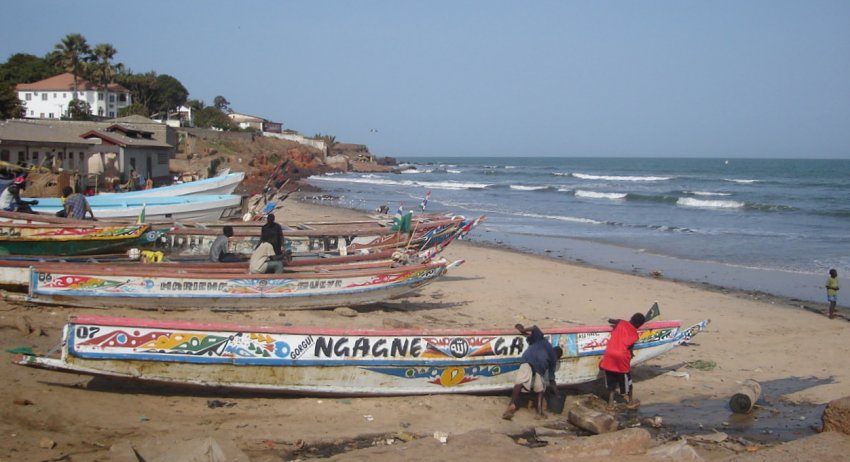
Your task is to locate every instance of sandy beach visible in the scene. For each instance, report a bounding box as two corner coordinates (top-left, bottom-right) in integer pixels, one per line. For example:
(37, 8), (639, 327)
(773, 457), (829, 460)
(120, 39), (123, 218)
(1, 196), (848, 461)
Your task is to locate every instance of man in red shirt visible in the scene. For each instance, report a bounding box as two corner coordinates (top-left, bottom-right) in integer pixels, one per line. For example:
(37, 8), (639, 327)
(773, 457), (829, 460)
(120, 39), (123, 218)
(599, 313), (645, 410)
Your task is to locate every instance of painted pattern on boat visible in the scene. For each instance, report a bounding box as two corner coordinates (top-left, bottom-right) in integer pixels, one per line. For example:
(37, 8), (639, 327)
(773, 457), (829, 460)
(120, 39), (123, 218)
(13, 317), (710, 395)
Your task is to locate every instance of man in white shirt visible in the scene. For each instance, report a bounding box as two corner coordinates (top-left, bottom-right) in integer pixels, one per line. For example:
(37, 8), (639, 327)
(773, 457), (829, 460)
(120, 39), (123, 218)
(249, 237), (286, 274)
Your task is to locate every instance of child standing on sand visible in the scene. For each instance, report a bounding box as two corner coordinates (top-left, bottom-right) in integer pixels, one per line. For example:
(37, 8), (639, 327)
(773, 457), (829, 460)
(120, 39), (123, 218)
(826, 269), (840, 319)
(599, 313), (645, 410)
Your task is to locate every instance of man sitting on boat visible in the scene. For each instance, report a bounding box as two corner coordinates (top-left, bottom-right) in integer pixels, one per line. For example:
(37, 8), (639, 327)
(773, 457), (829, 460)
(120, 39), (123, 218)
(58, 187), (96, 220)
(250, 235), (289, 274)
(503, 324), (562, 420)
(210, 226), (242, 263)
(0, 176), (38, 213)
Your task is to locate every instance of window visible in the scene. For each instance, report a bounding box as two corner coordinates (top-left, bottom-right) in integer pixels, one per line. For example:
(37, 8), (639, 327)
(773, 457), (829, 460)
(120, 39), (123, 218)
(0, 150), (8, 161)
(53, 92), (57, 98)
(118, 94), (127, 102)
(29, 110), (34, 116)
(98, 93), (104, 101)
(157, 153), (169, 165)
(49, 113), (54, 119)
(32, 152), (39, 163)
(63, 93), (67, 98)
(25, 93), (31, 101)
(109, 111), (115, 117)
(39, 113), (45, 118)
(98, 108), (104, 116)
(41, 93), (48, 101)
(109, 94), (115, 102)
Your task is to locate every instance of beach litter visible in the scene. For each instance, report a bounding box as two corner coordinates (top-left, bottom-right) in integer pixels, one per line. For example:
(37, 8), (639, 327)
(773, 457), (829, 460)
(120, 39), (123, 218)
(433, 431), (448, 444)
(663, 371), (690, 380)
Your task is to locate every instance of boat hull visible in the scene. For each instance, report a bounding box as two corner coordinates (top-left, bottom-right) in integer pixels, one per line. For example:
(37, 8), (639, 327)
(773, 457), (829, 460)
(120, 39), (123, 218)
(14, 317), (709, 395)
(26, 260), (453, 311)
(0, 223), (159, 256)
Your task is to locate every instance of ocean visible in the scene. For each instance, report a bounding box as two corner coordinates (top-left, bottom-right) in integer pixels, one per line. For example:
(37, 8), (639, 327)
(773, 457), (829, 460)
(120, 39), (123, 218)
(303, 157), (850, 304)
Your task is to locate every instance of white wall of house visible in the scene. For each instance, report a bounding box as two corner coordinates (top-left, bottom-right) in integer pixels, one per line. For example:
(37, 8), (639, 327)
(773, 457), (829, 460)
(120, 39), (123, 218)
(18, 89), (132, 119)
(263, 131), (327, 154)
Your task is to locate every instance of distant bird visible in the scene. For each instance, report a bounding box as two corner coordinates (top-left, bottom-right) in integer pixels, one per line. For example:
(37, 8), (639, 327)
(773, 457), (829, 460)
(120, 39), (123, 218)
(369, 129), (379, 133)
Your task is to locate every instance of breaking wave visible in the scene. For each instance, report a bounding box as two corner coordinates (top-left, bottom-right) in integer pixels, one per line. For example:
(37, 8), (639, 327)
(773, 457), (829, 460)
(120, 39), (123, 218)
(572, 173), (672, 182)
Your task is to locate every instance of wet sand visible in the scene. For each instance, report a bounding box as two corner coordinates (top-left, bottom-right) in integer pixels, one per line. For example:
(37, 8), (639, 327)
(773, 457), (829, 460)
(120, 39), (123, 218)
(0, 195), (848, 461)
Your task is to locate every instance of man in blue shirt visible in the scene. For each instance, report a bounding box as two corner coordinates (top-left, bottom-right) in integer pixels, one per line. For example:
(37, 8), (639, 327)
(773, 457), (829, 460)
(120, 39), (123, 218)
(503, 324), (563, 420)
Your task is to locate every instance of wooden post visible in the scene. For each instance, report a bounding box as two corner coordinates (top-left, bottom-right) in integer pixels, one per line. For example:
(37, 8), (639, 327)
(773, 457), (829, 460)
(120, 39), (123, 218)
(729, 379), (762, 414)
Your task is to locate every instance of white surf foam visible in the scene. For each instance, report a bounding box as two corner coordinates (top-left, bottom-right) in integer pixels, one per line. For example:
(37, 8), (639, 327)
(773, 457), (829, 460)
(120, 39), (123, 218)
(575, 190), (628, 200)
(677, 197), (744, 209)
(573, 173), (671, 182)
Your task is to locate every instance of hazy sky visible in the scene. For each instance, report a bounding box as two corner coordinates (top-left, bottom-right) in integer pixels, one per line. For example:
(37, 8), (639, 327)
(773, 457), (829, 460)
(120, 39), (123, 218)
(3, 1), (849, 158)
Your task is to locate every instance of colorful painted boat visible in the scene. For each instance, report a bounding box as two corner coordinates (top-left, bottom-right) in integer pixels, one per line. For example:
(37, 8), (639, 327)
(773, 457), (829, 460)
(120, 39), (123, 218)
(0, 247), (439, 290)
(0, 221), (161, 256)
(13, 316), (709, 395)
(156, 215), (483, 257)
(25, 258), (461, 311)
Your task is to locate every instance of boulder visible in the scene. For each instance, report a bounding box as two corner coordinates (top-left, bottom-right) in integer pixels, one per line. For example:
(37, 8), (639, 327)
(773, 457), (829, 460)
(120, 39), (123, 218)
(540, 428), (651, 459)
(647, 439), (704, 461)
(822, 396), (850, 434)
(568, 403), (619, 434)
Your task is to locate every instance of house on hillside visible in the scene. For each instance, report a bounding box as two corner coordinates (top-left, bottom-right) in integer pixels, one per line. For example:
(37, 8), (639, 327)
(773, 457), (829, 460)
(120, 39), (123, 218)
(16, 72), (132, 119)
(0, 119), (174, 192)
(227, 112), (282, 133)
(81, 125), (173, 190)
(0, 120), (96, 170)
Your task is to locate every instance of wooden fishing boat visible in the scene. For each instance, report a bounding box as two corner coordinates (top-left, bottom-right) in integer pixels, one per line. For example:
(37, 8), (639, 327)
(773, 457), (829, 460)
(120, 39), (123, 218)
(31, 194), (245, 222)
(116, 172), (245, 197)
(13, 316), (709, 395)
(156, 215), (482, 257)
(25, 258), (461, 311)
(0, 220), (160, 256)
(0, 247), (437, 290)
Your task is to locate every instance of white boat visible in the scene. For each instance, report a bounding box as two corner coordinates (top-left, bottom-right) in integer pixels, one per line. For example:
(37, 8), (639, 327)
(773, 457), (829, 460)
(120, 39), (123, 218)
(117, 172), (245, 197)
(31, 194), (245, 223)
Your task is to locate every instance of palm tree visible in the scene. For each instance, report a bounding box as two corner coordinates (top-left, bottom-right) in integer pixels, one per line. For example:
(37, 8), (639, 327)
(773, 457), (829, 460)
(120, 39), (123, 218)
(91, 43), (117, 117)
(54, 33), (90, 102)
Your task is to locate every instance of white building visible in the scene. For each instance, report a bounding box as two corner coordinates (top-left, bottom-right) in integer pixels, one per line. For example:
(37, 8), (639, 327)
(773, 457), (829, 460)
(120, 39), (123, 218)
(16, 73), (132, 119)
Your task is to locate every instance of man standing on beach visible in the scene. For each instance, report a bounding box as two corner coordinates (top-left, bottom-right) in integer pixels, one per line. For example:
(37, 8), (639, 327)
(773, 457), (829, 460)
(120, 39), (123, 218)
(503, 324), (562, 420)
(261, 213), (284, 256)
(599, 313), (645, 410)
(826, 269), (840, 319)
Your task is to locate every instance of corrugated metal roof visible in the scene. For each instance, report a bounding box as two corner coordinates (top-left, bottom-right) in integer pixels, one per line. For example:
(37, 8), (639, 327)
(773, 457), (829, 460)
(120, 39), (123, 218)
(0, 120), (96, 146)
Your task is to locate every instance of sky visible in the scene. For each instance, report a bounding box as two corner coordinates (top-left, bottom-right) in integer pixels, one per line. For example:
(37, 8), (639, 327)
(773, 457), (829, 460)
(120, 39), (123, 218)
(2, 1), (849, 159)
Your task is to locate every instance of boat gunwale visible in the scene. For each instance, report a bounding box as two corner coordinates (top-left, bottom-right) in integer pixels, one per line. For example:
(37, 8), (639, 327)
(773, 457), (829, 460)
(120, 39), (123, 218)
(67, 315), (683, 337)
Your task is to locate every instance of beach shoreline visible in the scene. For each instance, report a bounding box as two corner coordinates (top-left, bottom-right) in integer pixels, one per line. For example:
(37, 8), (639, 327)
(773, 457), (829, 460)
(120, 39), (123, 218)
(0, 195), (847, 461)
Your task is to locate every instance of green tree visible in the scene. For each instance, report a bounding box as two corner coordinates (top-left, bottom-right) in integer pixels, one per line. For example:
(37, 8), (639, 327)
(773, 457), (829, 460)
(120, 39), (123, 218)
(186, 99), (206, 111)
(0, 82), (25, 119)
(53, 33), (91, 98)
(0, 53), (58, 84)
(117, 102), (150, 117)
(213, 95), (232, 113)
(194, 107), (235, 130)
(90, 43), (118, 117)
(115, 71), (157, 113)
(152, 74), (188, 116)
(66, 99), (93, 120)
